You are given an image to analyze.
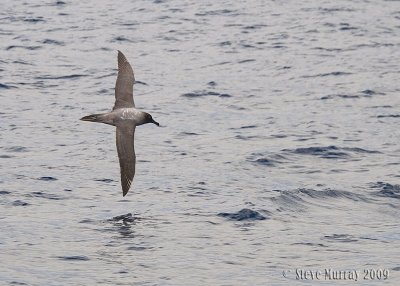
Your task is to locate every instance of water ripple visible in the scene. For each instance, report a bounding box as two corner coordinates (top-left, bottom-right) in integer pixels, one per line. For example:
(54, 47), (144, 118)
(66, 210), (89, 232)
(323, 234), (358, 243)
(57, 256), (90, 261)
(0, 83), (17, 89)
(182, 90), (232, 98)
(370, 182), (400, 199)
(282, 146), (380, 159)
(35, 74), (88, 80)
(218, 209), (267, 221)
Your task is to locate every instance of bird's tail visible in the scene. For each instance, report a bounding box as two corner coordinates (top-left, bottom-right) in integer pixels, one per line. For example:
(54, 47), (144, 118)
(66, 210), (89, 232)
(80, 114), (103, 122)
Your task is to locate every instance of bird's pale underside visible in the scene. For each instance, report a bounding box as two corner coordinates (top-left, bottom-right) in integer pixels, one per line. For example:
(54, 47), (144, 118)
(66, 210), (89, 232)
(81, 51), (159, 196)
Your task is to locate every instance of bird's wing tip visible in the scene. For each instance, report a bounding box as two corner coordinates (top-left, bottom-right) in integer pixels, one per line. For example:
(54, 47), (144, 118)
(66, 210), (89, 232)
(122, 187), (129, 197)
(117, 51), (129, 66)
(117, 50), (123, 59)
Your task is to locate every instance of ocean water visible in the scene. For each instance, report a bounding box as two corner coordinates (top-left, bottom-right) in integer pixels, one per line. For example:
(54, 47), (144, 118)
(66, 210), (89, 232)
(0, 0), (399, 285)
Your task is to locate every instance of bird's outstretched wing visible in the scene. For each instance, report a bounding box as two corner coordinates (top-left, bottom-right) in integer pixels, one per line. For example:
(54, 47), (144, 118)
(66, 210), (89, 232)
(114, 51), (135, 110)
(116, 125), (136, 196)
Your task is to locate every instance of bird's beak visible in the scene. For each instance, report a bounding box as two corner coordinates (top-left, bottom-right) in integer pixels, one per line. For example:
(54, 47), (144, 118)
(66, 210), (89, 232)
(151, 119), (160, 126)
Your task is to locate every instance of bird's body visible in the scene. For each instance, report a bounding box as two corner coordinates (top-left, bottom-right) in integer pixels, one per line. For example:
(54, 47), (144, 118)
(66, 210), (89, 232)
(84, 108), (150, 126)
(81, 51), (159, 196)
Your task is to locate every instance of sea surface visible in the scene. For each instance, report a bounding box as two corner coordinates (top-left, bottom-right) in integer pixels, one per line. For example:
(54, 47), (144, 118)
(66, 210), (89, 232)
(0, 0), (399, 285)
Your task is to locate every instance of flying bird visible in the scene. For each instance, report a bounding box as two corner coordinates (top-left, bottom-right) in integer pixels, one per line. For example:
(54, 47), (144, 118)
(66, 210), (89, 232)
(81, 51), (160, 196)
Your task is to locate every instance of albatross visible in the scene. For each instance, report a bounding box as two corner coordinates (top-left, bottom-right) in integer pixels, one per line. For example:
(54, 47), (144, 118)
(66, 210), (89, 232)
(81, 51), (160, 196)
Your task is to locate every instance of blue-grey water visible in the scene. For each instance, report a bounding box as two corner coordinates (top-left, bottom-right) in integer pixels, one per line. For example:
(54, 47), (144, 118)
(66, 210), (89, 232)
(1, 0), (399, 285)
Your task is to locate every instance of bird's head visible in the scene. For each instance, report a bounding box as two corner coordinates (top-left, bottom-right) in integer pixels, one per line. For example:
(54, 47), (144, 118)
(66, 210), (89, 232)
(143, 112), (160, 126)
